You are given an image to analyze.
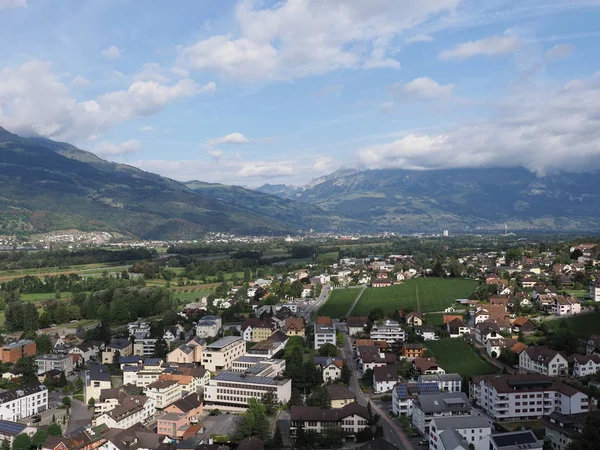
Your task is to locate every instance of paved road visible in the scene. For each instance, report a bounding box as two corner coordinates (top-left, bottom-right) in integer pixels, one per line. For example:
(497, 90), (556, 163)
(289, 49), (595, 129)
(341, 335), (412, 450)
(67, 399), (93, 434)
(302, 283), (331, 319)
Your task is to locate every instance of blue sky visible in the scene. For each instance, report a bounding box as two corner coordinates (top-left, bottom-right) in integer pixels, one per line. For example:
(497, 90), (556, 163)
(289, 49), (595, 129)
(1, 0), (600, 186)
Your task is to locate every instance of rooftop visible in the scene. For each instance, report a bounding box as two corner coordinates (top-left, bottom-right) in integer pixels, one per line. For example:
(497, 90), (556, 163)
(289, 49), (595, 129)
(414, 392), (470, 413)
(206, 336), (242, 349)
(212, 371), (289, 386)
(431, 415), (491, 431)
(489, 430), (541, 450)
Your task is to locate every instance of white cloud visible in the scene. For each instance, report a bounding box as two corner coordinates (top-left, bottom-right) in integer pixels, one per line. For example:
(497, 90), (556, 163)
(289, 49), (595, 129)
(544, 44), (573, 61)
(70, 75), (91, 88)
(93, 140), (140, 157)
(207, 148), (224, 160)
(177, 0), (461, 80)
(138, 125), (154, 132)
(439, 35), (521, 60)
(134, 63), (170, 83)
(392, 77), (454, 100)
(0, 0), (26, 8)
(206, 132), (250, 146)
(101, 45), (123, 60)
(0, 60), (215, 142)
(357, 71), (600, 175)
(406, 34), (434, 43)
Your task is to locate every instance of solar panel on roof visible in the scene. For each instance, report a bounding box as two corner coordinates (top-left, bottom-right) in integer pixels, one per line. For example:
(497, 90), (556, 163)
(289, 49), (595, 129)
(417, 383), (440, 394)
(0, 420), (26, 435)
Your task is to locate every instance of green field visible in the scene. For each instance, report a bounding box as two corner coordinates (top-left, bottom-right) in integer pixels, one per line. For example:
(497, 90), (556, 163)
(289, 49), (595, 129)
(318, 288), (361, 318)
(174, 288), (215, 303)
(350, 278), (477, 316)
(425, 338), (499, 379)
(316, 252), (339, 264)
(546, 311), (600, 340)
(21, 292), (73, 302)
(424, 312), (447, 326)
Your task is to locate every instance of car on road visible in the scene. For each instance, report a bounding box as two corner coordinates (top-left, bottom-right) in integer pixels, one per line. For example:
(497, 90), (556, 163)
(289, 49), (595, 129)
(31, 415), (41, 423)
(418, 439), (428, 446)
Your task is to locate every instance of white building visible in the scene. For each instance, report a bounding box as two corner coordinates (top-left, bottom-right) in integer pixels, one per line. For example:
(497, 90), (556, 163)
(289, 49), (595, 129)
(195, 315), (222, 338)
(85, 364), (112, 404)
(127, 320), (151, 337)
(373, 366), (399, 393)
(0, 385), (48, 420)
(412, 392), (472, 434)
(290, 403), (369, 440)
(231, 356), (286, 376)
(429, 416), (492, 450)
(35, 354), (74, 375)
(204, 371), (291, 410)
(314, 324), (336, 350)
(201, 336), (246, 372)
(144, 379), (182, 409)
(519, 347), (569, 376)
(470, 374), (589, 421)
(94, 397), (155, 429)
(589, 279), (600, 302)
(418, 374), (463, 393)
(552, 296), (581, 316)
(132, 338), (157, 357)
(571, 354), (600, 378)
(369, 320), (406, 343)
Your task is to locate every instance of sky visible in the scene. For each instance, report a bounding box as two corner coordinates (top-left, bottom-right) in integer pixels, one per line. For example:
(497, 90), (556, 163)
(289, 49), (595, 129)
(1, 0), (600, 187)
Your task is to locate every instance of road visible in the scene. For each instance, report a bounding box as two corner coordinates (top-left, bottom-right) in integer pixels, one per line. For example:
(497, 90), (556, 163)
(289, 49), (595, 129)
(341, 335), (413, 450)
(301, 283), (331, 319)
(67, 399), (93, 434)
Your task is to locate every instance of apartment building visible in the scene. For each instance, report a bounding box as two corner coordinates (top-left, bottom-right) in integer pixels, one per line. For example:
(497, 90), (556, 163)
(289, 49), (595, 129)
(519, 347), (569, 376)
(429, 416), (492, 450)
(543, 411), (587, 450)
(419, 374), (463, 393)
(204, 371), (291, 410)
(470, 374), (588, 421)
(411, 392), (472, 434)
(167, 337), (206, 364)
(290, 403), (370, 440)
(85, 364), (112, 404)
(0, 385), (48, 421)
(195, 315), (222, 338)
(314, 324), (336, 350)
(552, 296), (581, 316)
(94, 396), (154, 430)
(132, 338), (157, 357)
(231, 356), (286, 376)
(0, 340), (36, 364)
(144, 379), (182, 409)
(241, 318), (275, 342)
(158, 394), (204, 439)
(101, 339), (133, 364)
(159, 367), (210, 396)
(35, 354), (74, 375)
(571, 354), (600, 377)
(369, 320), (406, 344)
(201, 336), (245, 372)
(392, 382), (440, 417)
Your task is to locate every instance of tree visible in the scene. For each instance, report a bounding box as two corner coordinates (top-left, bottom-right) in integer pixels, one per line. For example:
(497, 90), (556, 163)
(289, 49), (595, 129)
(289, 280), (304, 299)
(367, 401), (380, 426)
(35, 334), (53, 354)
(318, 343), (338, 357)
(11, 434), (31, 450)
(235, 398), (269, 440)
(289, 389), (304, 407)
(362, 368), (373, 384)
(547, 328), (580, 355)
(341, 363), (351, 385)
(31, 429), (49, 448)
(62, 396), (71, 410)
(14, 356), (37, 385)
(262, 391), (279, 416)
(273, 426), (283, 448)
(0, 439), (10, 450)
(432, 260), (444, 277)
(57, 371), (68, 388)
(88, 397), (96, 407)
(153, 338), (169, 359)
(306, 386), (331, 409)
(47, 423), (62, 436)
(567, 410), (600, 449)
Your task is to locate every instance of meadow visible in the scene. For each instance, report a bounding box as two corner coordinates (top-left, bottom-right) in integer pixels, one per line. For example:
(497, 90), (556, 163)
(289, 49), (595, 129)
(546, 310), (600, 340)
(349, 278), (477, 316)
(173, 288), (215, 303)
(425, 338), (499, 379)
(318, 288), (361, 318)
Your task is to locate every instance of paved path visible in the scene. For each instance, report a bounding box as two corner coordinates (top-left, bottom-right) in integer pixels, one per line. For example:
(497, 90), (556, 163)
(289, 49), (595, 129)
(67, 399), (93, 434)
(341, 335), (412, 450)
(346, 285), (367, 316)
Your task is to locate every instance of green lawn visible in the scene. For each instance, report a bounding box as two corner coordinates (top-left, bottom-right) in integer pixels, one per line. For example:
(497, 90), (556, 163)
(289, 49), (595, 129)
(426, 338), (499, 379)
(424, 313), (448, 326)
(318, 288), (360, 318)
(546, 311), (600, 340)
(174, 288), (215, 303)
(350, 278), (477, 316)
(0, 311), (5, 327)
(316, 252), (339, 264)
(21, 291), (73, 302)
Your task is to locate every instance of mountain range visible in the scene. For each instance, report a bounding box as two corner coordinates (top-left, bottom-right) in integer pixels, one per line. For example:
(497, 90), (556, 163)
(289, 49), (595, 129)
(2, 125), (600, 239)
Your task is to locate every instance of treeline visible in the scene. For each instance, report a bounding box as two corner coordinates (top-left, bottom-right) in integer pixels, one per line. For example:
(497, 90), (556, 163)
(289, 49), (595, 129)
(3, 283), (176, 331)
(0, 248), (156, 270)
(0, 272), (135, 295)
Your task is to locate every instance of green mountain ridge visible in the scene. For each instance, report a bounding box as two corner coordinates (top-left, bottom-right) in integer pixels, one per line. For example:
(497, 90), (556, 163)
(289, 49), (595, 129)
(0, 127), (348, 239)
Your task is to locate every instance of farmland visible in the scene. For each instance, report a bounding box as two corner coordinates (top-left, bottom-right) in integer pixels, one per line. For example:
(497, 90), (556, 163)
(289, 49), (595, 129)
(425, 338), (499, 379)
(318, 288), (361, 318)
(546, 310), (600, 340)
(349, 278), (477, 316)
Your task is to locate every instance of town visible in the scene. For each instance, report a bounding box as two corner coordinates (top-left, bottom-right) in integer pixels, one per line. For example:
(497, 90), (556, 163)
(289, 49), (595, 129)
(0, 236), (599, 450)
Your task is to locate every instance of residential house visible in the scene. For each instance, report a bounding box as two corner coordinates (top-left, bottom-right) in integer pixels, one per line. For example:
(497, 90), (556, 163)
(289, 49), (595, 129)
(519, 346), (569, 376)
(543, 411), (587, 450)
(290, 403), (370, 440)
(571, 354), (600, 377)
(413, 358), (445, 375)
(283, 318), (305, 337)
(402, 343), (425, 359)
(482, 430), (543, 450)
(144, 379), (182, 409)
(94, 396), (154, 430)
(358, 347), (397, 373)
(589, 278), (600, 302)
(415, 326), (439, 341)
(326, 385), (356, 408)
(246, 330), (288, 357)
(411, 392), (472, 434)
(0, 420), (35, 446)
(446, 319), (469, 338)
(163, 325), (184, 344)
(241, 318), (276, 343)
(586, 335), (600, 355)
(201, 336), (246, 372)
(85, 364), (111, 404)
(68, 341), (104, 363)
(392, 382), (440, 417)
(418, 374), (463, 393)
(429, 416), (492, 450)
(346, 317), (370, 336)
(521, 277), (538, 289)
(370, 320), (406, 344)
(469, 374), (588, 421)
(511, 317), (536, 334)
(0, 340), (36, 364)
(371, 278), (393, 288)
(373, 366), (399, 393)
(101, 339), (133, 364)
(313, 357), (344, 383)
(167, 337), (206, 364)
(98, 423), (160, 450)
(195, 315), (222, 338)
(552, 296), (581, 316)
(405, 311), (423, 327)
(475, 321), (502, 345)
(158, 393), (204, 439)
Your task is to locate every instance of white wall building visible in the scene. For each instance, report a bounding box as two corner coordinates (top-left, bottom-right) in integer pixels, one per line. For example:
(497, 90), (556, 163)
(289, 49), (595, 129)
(201, 336), (246, 372)
(411, 392), (472, 434)
(94, 397), (155, 430)
(195, 315), (222, 338)
(429, 416), (492, 450)
(35, 354), (74, 375)
(85, 365), (112, 404)
(314, 324), (336, 350)
(571, 354), (600, 378)
(144, 379), (182, 409)
(0, 385), (48, 420)
(418, 374), (463, 393)
(369, 320), (406, 343)
(519, 347), (569, 376)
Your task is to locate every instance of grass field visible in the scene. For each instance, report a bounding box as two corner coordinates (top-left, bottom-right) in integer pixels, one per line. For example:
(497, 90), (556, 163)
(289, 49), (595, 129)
(426, 338), (499, 379)
(423, 313), (447, 326)
(319, 288), (361, 318)
(316, 252), (339, 264)
(21, 292), (73, 302)
(546, 310), (600, 340)
(174, 288), (215, 303)
(350, 278), (477, 316)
